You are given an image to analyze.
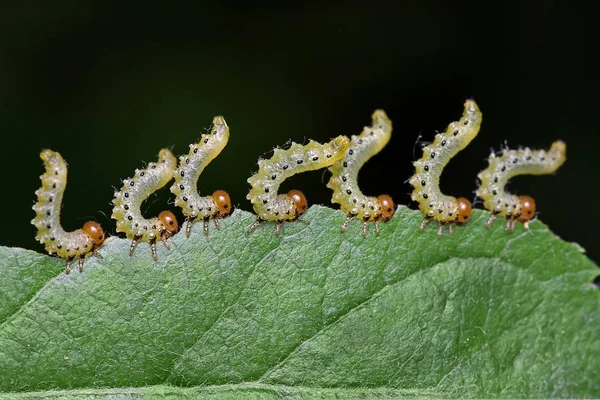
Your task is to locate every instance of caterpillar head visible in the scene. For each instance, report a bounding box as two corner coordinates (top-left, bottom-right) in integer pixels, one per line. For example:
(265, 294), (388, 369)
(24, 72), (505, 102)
(517, 195), (536, 223)
(456, 197), (472, 224)
(377, 194), (395, 222)
(212, 190), (232, 217)
(82, 221), (105, 246)
(288, 190), (308, 216)
(159, 211), (179, 236)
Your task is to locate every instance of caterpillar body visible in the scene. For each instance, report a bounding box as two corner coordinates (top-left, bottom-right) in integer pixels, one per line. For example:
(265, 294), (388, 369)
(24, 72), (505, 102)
(409, 99), (482, 236)
(247, 136), (350, 235)
(111, 149), (179, 260)
(171, 116), (232, 237)
(327, 110), (395, 237)
(31, 150), (105, 273)
(476, 140), (567, 232)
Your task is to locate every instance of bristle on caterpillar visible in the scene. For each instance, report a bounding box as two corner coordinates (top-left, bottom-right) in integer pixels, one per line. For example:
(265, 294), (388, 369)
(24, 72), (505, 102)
(111, 149), (179, 260)
(476, 140), (566, 232)
(31, 150), (105, 273)
(327, 110), (395, 237)
(409, 99), (482, 236)
(171, 116), (232, 237)
(247, 136), (350, 235)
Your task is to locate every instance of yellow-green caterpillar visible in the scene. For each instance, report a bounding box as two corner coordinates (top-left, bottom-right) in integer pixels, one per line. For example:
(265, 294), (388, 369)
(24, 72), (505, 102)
(171, 116), (232, 237)
(111, 149), (179, 260)
(409, 99), (482, 236)
(476, 140), (567, 232)
(31, 150), (105, 273)
(247, 136), (350, 235)
(327, 110), (395, 237)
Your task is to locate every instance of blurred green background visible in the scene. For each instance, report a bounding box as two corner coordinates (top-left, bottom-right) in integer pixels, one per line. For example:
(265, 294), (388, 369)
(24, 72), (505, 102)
(1, 2), (597, 263)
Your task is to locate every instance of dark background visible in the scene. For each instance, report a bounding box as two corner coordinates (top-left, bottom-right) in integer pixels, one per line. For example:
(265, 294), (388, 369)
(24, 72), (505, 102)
(1, 2), (598, 263)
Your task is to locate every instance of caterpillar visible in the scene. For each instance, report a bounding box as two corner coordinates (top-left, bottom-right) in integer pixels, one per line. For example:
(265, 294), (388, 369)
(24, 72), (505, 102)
(327, 110), (395, 237)
(409, 99), (482, 236)
(247, 135), (350, 235)
(476, 140), (567, 232)
(171, 116), (232, 237)
(31, 150), (105, 273)
(111, 149), (179, 260)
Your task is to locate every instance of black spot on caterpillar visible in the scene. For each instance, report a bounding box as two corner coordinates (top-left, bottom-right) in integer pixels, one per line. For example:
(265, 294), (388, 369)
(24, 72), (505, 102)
(31, 150), (105, 273)
(327, 110), (395, 237)
(409, 99), (482, 236)
(476, 140), (566, 232)
(111, 149), (179, 261)
(171, 116), (232, 237)
(247, 136), (350, 235)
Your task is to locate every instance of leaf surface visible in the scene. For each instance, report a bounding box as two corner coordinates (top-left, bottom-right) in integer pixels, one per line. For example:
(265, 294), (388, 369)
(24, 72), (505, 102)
(0, 206), (598, 398)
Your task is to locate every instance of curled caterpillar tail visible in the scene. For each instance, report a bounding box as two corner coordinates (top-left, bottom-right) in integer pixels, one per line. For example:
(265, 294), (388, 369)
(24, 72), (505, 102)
(31, 149), (105, 273)
(476, 140), (566, 232)
(327, 110), (395, 237)
(171, 116), (232, 237)
(247, 135), (350, 235)
(111, 149), (179, 261)
(409, 99), (482, 236)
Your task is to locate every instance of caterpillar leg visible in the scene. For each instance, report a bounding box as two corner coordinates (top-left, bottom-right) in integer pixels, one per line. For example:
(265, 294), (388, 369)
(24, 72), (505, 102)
(129, 236), (141, 257)
(249, 217), (307, 236)
(297, 217), (310, 225)
(247, 218), (264, 233)
(198, 216), (223, 236)
(362, 222), (369, 238)
(185, 217), (195, 238)
(340, 214), (354, 233)
(184, 216), (211, 238)
(78, 255), (85, 273)
(183, 216), (217, 238)
(150, 238), (158, 261)
(203, 217), (211, 236)
(361, 218), (381, 238)
(275, 218), (308, 236)
(160, 235), (171, 250)
(485, 213), (497, 229)
(504, 219), (513, 233)
(419, 217), (431, 232)
(433, 222), (456, 237)
(341, 214), (381, 238)
(92, 249), (103, 259)
(437, 223), (444, 237)
(198, 216), (224, 237)
(65, 258), (74, 274)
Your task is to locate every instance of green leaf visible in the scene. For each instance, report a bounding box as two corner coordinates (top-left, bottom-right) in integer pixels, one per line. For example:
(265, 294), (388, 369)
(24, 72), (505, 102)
(0, 206), (598, 399)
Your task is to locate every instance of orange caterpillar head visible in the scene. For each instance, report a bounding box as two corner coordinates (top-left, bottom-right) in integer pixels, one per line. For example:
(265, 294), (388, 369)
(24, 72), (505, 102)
(517, 195), (536, 223)
(377, 194), (395, 222)
(212, 190), (232, 217)
(82, 221), (105, 246)
(456, 197), (472, 224)
(287, 190), (308, 216)
(158, 211), (179, 236)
